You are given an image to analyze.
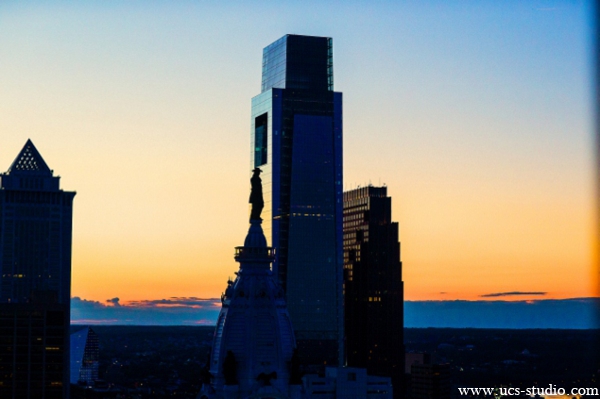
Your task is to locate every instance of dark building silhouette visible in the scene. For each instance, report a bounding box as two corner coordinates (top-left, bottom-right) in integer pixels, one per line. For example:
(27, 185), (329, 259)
(343, 186), (404, 396)
(0, 140), (76, 399)
(70, 326), (99, 386)
(250, 34), (344, 368)
(405, 352), (431, 374)
(410, 363), (451, 399)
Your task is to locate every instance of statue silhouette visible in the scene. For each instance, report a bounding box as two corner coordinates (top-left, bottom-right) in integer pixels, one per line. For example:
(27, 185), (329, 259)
(249, 168), (264, 221)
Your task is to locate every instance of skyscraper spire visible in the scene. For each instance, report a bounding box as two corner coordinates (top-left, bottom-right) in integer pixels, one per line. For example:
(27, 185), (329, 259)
(7, 139), (52, 175)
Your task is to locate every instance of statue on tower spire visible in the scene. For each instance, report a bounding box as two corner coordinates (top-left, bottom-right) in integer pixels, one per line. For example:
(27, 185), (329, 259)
(249, 168), (264, 221)
(200, 164), (298, 399)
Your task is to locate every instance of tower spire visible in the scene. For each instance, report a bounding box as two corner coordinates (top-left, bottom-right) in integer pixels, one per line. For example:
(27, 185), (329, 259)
(201, 174), (296, 398)
(7, 139), (52, 175)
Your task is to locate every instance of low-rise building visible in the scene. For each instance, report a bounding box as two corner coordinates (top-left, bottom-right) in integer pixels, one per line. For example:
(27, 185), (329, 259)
(303, 367), (392, 399)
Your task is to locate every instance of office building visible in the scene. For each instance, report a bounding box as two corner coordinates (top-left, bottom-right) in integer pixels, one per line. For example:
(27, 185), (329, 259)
(410, 364), (451, 399)
(302, 367), (392, 399)
(0, 140), (76, 398)
(343, 186), (404, 396)
(250, 34), (343, 367)
(405, 353), (431, 375)
(70, 326), (99, 386)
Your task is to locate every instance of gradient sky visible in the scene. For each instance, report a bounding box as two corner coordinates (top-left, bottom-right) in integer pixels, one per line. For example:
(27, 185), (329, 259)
(0, 1), (595, 306)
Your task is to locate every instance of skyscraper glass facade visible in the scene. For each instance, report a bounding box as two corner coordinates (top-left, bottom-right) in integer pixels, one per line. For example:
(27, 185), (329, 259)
(251, 34), (343, 367)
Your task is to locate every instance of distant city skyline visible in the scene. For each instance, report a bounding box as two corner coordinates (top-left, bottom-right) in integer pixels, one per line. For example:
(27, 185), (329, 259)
(70, 296), (600, 329)
(0, 1), (595, 324)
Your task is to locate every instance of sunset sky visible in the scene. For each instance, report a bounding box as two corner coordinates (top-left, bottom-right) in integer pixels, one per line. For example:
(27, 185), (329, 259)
(1, 1), (596, 311)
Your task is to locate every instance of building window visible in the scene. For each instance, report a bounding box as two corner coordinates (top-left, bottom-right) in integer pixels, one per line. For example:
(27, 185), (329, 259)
(255, 113), (268, 167)
(356, 230), (364, 243)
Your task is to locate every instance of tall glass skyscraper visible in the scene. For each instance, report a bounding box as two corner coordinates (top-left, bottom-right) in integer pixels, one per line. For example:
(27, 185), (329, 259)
(250, 34), (343, 367)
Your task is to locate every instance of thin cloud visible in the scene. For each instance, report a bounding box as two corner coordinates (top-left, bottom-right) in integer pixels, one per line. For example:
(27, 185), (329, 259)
(480, 291), (547, 298)
(71, 318), (121, 324)
(71, 296), (221, 325)
(106, 297), (121, 307)
(127, 298), (220, 308)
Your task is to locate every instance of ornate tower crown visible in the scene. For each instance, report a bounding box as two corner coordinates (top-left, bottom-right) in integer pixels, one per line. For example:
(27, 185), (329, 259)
(201, 208), (296, 399)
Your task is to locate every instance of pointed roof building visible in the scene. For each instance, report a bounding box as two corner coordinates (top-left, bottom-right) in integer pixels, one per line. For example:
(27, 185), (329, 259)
(70, 326), (99, 385)
(0, 139), (75, 398)
(7, 139), (52, 175)
(1, 139), (61, 191)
